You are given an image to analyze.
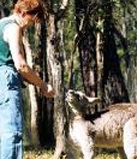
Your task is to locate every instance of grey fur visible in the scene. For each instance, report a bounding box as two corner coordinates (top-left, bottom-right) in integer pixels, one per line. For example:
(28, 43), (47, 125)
(66, 89), (137, 159)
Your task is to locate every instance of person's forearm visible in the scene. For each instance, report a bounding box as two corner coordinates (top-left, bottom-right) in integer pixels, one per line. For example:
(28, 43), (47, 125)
(17, 63), (54, 98)
(17, 64), (45, 88)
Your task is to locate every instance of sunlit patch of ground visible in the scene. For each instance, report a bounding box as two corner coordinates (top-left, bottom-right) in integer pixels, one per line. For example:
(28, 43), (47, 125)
(24, 148), (121, 159)
(24, 149), (53, 159)
(95, 153), (120, 159)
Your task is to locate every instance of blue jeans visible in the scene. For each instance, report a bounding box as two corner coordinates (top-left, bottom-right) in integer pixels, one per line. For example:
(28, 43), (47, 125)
(0, 65), (23, 159)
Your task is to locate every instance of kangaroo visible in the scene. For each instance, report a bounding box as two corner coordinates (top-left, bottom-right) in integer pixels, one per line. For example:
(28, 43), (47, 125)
(65, 89), (137, 159)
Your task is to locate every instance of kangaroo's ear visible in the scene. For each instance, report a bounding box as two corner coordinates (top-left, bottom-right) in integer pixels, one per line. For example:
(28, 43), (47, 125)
(87, 97), (101, 105)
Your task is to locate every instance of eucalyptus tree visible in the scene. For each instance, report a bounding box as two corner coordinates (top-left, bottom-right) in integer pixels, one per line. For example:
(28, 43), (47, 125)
(115, 0), (137, 102)
(101, 0), (137, 105)
(75, 0), (137, 107)
(100, 0), (130, 106)
(39, 0), (70, 158)
(74, 0), (97, 98)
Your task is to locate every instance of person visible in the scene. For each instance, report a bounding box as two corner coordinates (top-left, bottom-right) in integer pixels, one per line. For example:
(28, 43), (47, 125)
(0, 0), (54, 159)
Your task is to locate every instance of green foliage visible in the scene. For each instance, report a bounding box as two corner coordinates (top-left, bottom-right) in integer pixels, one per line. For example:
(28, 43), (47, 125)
(63, 0), (84, 88)
(2, 0), (14, 16)
(64, 1), (76, 56)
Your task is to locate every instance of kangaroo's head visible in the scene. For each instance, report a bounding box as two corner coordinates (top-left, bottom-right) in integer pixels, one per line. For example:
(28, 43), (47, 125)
(66, 89), (100, 116)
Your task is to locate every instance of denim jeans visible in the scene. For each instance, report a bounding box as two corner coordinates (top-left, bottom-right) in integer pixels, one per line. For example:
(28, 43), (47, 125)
(0, 65), (23, 159)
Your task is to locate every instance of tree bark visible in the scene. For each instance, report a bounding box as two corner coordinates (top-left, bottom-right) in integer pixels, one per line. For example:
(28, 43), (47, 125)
(96, 17), (104, 109)
(22, 33), (40, 147)
(46, 14), (66, 159)
(39, 0), (69, 157)
(102, 1), (129, 106)
(75, 0), (97, 97)
(0, 1), (5, 18)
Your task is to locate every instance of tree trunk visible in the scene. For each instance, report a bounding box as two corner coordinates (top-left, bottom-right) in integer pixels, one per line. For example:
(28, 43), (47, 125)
(39, 0), (69, 157)
(0, 1), (5, 18)
(96, 17), (104, 109)
(22, 33), (40, 147)
(37, 21), (55, 147)
(46, 14), (66, 159)
(102, 1), (129, 106)
(75, 0), (97, 97)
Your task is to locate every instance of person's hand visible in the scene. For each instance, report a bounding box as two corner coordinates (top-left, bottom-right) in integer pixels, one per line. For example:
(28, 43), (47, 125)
(41, 82), (54, 98)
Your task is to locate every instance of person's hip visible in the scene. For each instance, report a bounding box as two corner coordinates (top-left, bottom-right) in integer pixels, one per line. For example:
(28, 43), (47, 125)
(0, 65), (23, 133)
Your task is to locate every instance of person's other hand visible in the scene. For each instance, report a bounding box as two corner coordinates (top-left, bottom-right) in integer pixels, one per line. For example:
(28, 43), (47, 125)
(41, 83), (54, 98)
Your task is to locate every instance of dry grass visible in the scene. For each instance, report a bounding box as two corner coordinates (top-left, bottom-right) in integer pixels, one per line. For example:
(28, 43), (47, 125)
(95, 153), (120, 159)
(24, 148), (121, 159)
(24, 149), (53, 159)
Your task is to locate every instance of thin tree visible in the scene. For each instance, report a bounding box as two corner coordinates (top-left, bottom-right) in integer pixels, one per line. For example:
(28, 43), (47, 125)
(22, 31), (40, 147)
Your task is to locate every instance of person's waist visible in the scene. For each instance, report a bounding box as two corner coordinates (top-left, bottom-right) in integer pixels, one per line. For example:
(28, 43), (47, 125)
(0, 64), (26, 87)
(0, 64), (16, 71)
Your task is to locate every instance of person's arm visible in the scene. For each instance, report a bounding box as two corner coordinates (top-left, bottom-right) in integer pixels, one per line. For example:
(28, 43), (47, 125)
(4, 23), (54, 98)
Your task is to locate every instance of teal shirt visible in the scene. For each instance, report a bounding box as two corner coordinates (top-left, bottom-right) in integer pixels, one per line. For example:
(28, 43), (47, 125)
(0, 17), (16, 66)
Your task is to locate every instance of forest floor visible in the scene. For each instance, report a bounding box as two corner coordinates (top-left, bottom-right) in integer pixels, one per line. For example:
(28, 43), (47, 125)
(24, 148), (121, 159)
